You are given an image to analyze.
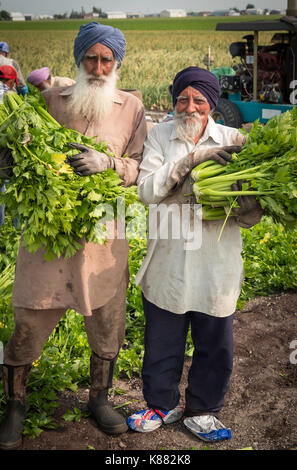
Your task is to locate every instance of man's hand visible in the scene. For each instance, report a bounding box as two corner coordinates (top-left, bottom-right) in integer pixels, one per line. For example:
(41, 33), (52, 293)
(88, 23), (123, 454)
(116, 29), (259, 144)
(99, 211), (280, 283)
(192, 145), (242, 167)
(0, 148), (14, 179)
(231, 180), (263, 228)
(168, 145), (242, 189)
(66, 143), (115, 176)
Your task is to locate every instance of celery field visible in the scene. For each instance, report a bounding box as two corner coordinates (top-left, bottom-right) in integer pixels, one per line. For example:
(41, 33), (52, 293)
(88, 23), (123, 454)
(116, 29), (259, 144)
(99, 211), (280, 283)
(0, 17), (296, 440)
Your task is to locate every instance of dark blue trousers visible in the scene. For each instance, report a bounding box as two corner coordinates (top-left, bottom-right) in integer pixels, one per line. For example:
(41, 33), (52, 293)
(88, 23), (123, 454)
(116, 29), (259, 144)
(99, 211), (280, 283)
(141, 294), (234, 416)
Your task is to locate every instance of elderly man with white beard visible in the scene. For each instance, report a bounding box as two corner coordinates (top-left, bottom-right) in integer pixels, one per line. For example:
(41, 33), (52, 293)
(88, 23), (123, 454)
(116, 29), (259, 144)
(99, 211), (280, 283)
(0, 22), (147, 450)
(127, 66), (263, 441)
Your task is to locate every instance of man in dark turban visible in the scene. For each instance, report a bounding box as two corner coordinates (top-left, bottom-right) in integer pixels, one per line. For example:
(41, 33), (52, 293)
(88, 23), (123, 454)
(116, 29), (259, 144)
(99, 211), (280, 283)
(171, 66), (221, 110)
(0, 22), (147, 449)
(127, 66), (262, 441)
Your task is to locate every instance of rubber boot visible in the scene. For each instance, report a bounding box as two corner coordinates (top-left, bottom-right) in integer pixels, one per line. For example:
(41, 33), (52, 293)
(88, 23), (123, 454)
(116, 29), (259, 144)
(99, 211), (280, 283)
(0, 364), (31, 450)
(88, 352), (128, 435)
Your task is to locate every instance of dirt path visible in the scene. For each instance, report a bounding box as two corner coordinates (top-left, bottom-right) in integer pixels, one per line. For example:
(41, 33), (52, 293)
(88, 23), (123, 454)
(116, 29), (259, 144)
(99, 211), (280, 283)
(19, 292), (297, 452)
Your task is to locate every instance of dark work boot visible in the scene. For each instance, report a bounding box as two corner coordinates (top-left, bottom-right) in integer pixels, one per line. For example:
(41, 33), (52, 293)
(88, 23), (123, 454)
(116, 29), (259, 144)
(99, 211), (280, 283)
(0, 364), (31, 450)
(88, 352), (128, 435)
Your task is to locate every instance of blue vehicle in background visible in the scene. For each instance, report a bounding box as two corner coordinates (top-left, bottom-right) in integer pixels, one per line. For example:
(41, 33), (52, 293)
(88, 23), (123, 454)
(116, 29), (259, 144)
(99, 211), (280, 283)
(211, 2), (297, 127)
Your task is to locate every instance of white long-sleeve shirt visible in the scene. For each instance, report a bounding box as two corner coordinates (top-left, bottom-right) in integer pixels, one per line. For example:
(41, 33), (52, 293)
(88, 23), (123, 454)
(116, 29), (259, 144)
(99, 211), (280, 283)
(135, 116), (245, 317)
(0, 81), (10, 102)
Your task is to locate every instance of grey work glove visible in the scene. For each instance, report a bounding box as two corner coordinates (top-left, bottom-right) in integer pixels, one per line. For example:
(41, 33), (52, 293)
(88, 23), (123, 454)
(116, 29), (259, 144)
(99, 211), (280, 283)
(66, 143), (115, 176)
(0, 148), (14, 179)
(169, 145), (242, 188)
(231, 180), (263, 228)
(192, 145), (242, 167)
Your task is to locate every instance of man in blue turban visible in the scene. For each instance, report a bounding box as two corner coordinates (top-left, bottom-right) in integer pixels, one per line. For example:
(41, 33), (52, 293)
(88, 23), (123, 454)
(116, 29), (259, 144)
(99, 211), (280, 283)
(127, 66), (262, 441)
(0, 22), (147, 449)
(74, 21), (126, 68)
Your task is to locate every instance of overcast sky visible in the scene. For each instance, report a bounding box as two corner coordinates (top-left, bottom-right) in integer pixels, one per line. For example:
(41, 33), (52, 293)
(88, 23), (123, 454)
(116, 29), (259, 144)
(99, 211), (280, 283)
(2, 1), (287, 16)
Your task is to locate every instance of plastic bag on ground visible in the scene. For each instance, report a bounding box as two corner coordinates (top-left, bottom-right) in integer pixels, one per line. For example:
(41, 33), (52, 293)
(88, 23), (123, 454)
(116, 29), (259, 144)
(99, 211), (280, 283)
(127, 406), (184, 433)
(184, 415), (232, 442)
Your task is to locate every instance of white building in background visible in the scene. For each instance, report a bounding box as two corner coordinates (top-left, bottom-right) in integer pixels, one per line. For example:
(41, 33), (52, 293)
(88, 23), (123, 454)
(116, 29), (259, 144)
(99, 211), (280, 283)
(212, 10), (231, 16)
(106, 11), (127, 19)
(228, 10), (240, 16)
(84, 12), (99, 19)
(127, 12), (144, 18)
(160, 9), (186, 17)
(10, 12), (25, 21)
(37, 15), (54, 19)
(245, 8), (264, 15)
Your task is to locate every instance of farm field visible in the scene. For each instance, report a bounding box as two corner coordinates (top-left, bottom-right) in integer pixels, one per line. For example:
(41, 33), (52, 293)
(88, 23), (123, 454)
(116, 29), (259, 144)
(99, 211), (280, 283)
(0, 16), (296, 452)
(0, 15), (281, 31)
(0, 17), (278, 109)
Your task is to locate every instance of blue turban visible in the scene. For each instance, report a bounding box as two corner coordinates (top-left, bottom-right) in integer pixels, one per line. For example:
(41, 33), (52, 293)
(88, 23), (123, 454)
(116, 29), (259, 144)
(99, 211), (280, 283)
(73, 22), (126, 68)
(171, 66), (220, 110)
(0, 42), (9, 54)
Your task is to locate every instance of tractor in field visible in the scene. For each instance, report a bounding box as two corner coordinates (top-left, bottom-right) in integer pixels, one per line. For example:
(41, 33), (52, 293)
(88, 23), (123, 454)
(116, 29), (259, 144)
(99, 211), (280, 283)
(211, 0), (297, 127)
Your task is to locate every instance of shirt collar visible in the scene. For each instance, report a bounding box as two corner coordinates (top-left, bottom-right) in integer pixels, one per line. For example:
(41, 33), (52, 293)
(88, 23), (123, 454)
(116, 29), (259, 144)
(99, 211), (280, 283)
(169, 114), (221, 145)
(0, 82), (9, 91)
(58, 85), (123, 104)
(202, 115), (222, 144)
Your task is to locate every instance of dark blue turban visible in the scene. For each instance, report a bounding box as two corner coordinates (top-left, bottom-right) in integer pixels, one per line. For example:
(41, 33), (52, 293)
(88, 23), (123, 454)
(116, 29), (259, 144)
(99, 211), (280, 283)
(171, 66), (220, 110)
(74, 22), (126, 68)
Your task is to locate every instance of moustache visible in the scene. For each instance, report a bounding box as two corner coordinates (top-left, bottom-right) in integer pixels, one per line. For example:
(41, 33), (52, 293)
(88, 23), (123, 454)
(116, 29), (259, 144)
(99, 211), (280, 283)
(85, 74), (108, 85)
(175, 111), (202, 121)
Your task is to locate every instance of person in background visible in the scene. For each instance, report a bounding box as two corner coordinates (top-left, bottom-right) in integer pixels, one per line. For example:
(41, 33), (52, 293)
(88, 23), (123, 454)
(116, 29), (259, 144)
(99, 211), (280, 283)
(127, 66), (262, 442)
(0, 64), (19, 101)
(27, 66), (75, 92)
(0, 42), (28, 96)
(0, 64), (19, 227)
(0, 21), (147, 450)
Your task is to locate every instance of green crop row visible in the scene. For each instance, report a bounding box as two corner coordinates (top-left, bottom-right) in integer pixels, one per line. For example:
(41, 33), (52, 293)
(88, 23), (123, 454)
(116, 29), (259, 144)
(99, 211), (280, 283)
(0, 208), (296, 437)
(1, 214), (296, 436)
(0, 16), (281, 32)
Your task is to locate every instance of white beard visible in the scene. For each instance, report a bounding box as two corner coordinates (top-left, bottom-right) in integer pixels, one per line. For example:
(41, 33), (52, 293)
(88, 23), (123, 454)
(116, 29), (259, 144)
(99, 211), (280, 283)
(174, 110), (203, 142)
(67, 63), (118, 122)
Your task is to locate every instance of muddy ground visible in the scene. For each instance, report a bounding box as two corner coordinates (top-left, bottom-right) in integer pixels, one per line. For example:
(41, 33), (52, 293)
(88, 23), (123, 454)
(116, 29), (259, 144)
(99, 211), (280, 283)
(14, 291), (297, 455)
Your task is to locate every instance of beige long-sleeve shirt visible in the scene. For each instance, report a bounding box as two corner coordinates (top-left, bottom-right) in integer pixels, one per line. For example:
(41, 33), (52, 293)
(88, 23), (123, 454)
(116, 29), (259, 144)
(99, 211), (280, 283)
(135, 116), (245, 317)
(12, 87), (147, 315)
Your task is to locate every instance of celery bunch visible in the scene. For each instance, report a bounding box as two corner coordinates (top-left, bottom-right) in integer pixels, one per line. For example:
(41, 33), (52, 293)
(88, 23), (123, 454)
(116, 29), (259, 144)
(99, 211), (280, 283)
(0, 92), (139, 260)
(192, 109), (297, 228)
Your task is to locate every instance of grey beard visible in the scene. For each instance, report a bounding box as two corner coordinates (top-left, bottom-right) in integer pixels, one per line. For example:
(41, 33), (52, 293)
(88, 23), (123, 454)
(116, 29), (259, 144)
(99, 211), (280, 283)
(174, 111), (203, 142)
(67, 63), (118, 122)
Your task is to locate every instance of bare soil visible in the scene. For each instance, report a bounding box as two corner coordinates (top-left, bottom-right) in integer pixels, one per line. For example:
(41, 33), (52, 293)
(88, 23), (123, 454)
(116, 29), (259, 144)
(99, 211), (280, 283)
(18, 292), (297, 452)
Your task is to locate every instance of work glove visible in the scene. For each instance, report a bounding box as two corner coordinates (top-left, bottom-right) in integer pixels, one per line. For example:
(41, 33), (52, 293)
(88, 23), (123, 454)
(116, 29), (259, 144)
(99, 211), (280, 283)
(231, 180), (263, 228)
(0, 148), (14, 179)
(169, 145), (242, 188)
(66, 143), (115, 176)
(17, 85), (29, 96)
(192, 145), (242, 167)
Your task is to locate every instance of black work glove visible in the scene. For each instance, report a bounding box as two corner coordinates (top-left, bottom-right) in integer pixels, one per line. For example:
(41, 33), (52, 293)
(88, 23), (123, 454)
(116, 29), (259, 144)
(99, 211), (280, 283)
(0, 148), (14, 179)
(231, 180), (263, 228)
(66, 143), (115, 176)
